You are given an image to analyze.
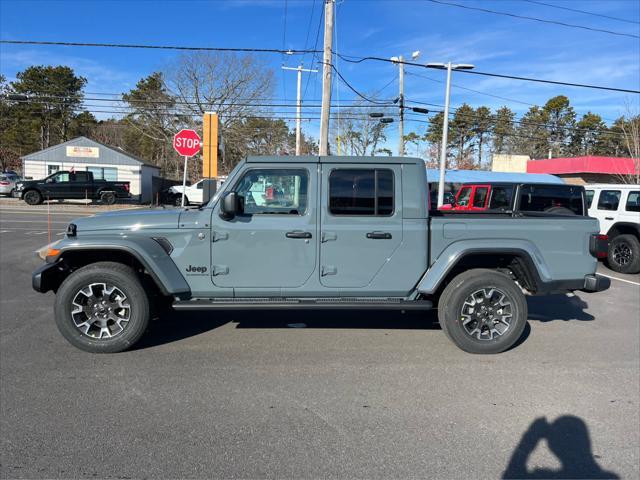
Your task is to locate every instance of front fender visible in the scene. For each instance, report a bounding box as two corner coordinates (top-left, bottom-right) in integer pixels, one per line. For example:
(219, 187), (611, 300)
(42, 235), (191, 297)
(417, 239), (552, 294)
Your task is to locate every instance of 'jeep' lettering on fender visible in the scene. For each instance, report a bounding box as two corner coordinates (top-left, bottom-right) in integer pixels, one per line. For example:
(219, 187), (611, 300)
(186, 265), (207, 274)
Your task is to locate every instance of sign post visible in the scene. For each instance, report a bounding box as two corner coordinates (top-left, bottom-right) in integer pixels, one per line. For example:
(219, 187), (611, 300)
(173, 129), (202, 207)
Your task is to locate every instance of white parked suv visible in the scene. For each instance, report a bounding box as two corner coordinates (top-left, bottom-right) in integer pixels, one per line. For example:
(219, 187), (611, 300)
(585, 184), (640, 274)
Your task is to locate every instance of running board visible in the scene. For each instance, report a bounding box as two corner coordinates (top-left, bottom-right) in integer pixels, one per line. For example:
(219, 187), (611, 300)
(172, 298), (433, 311)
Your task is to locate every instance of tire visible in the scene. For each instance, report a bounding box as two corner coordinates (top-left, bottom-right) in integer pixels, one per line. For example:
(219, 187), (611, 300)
(54, 262), (150, 353)
(23, 190), (42, 205)
(100, 191), (116, 205)
(607, 234), (640, 274)
(438, 268), (528, 354)
(175, 194), (188, 206)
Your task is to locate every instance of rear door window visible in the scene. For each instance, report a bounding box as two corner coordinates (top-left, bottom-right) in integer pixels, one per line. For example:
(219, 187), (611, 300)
(626, 191), (640, 212)
(517, 185), (585, 215)
(472, 187), (488, 208)
(597, 190), (621, 211)
(329, 169), (394, 216)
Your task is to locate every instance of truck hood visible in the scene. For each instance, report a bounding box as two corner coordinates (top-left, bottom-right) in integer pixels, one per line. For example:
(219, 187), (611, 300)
(72, 208), (181, 232)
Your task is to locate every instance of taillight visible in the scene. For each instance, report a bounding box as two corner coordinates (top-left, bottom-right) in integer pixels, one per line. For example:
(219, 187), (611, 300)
(589, 234), (608, 259)
(0, 181), (10, 186)
(124, 183), (130, 192)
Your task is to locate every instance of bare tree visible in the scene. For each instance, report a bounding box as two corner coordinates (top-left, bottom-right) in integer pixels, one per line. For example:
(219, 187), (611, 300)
(163, 52), (275, 171)
(614, 101), (640, 184)
(330, 101), (391, 156)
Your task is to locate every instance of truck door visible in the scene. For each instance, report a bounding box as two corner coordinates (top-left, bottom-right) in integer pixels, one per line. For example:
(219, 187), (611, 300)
(210, 165), (317, 289)
(69, 171), (91, 198)
(319, 164), (402, 288)
(43, 172), (71, 199)
(595, 188), (622, 233)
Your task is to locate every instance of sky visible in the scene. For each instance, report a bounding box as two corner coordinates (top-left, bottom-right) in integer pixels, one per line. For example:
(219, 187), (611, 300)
(1, 0), (639, 153)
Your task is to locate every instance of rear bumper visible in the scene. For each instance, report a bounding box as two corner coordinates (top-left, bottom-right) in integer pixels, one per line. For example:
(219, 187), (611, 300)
(581, 273), (611, 293)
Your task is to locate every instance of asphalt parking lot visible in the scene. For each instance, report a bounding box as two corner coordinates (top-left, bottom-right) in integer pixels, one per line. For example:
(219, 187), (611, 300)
(1, 205), (638, 479)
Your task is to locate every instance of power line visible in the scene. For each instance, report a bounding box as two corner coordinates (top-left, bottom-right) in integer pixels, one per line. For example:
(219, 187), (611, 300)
(302, 3), (325, 101)
(521, 0), (640, 25)
(3, 39), (637, 93)
(0, 40), (320, 54)
(327, 63), (396, 105)
(424, 0), (639, 38)
(406, 71), (536, 107)
(336, 53), (640, 94)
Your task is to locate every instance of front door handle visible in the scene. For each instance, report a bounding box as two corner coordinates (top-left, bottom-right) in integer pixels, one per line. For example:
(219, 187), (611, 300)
(366, 231), (392, 240)
(605, 217), (614, 220)
(286, 231), (312, 239)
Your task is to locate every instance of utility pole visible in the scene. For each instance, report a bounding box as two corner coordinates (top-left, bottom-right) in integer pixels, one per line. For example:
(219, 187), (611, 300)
(282, 65), (317, 155)
(319, 0), (334, 156)
(398, 55), (405, 156)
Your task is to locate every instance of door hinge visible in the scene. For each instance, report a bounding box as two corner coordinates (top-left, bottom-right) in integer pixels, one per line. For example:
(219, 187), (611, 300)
(321, 232), (337, 243)
(212, 231), (229, 242)
(321, 265), (337, 276)
(212, 265), (229, 276)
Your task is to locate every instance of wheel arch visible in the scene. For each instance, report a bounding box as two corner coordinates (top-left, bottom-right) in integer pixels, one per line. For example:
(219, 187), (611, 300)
(607, 222), (640, 239)
(417, 242), (551, 298)
(36, 239), (191, 299)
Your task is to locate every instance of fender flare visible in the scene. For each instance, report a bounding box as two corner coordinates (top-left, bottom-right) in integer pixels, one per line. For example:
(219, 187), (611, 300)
(417, 239), (552, 295)
(48, 236), (191, 297)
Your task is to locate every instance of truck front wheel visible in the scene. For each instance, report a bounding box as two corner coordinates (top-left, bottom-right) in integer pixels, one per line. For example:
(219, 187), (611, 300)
(23, 190), (43, 205)
(54, 262), (150, 353)
(438, 269), (527, 354)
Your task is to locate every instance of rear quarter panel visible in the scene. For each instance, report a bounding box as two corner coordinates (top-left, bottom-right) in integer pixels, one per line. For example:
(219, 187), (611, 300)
(427, 215), (599, 285)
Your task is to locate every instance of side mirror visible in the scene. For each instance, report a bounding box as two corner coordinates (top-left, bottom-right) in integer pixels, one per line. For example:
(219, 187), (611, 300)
(219, 191), (243, 220)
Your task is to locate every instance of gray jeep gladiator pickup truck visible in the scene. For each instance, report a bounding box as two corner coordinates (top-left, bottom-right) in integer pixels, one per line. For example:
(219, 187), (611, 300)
(32, 156), (610, 354)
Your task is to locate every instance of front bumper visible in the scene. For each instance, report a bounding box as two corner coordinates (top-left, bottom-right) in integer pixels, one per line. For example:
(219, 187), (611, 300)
(32, 261), (68, 293)
(581, 273), (611, 293)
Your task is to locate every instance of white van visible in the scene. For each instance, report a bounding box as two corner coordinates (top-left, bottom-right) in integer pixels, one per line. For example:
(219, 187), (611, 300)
(585, 184), (640, 274)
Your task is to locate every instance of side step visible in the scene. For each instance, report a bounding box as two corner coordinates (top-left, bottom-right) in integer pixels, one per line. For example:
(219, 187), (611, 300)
(172, 297), (433, 311)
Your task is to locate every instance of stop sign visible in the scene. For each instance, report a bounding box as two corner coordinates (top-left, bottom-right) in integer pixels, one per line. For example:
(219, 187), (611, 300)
(173, 129), (201, 157)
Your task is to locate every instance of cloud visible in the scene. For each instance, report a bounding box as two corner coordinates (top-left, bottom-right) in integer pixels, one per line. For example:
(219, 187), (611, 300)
(0, 48), (138, 93)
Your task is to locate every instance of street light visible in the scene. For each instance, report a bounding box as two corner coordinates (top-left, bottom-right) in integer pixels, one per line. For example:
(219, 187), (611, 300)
(427, 62), (475, 208)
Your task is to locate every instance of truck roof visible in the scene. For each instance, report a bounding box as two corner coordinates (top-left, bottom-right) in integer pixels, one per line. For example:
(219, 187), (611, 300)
(246, 155), (424, 165)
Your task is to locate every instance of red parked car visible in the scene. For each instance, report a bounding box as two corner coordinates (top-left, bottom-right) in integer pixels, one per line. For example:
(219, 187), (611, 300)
(439, 182), (586, 215)
(440, 183), (513, 211)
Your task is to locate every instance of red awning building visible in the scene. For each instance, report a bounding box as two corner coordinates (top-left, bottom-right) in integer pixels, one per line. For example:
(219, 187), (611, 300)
(527, 156), (639, 185)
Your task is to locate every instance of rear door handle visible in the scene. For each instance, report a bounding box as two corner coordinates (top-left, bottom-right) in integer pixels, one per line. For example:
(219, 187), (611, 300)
(286, 231), (312, 239)
(605, 217), (614, 220)
(366, 231), (392, 240)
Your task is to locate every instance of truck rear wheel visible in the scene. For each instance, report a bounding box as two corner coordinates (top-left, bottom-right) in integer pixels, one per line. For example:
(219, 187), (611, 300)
(100, 191), (116, 205)
(607, 234), (640, 274)
(23, 190), (42, 205)
(54, 262), (150, 353)
(438, 269), (527, 354)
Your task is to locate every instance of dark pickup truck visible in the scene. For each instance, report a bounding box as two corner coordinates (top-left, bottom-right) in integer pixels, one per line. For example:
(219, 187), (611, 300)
(15, 171), (130, 205)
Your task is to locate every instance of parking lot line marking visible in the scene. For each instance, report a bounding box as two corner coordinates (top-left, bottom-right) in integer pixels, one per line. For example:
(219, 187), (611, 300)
(599, 273), (640, 286)
(0, 220), (71, 224)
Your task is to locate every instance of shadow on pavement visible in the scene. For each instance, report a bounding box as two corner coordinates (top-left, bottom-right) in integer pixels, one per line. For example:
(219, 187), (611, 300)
(133, 293), (592, 350)
(503, 416), (619, 479)
(527, 294), (594, 322)
(133, 309), (441, 350)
